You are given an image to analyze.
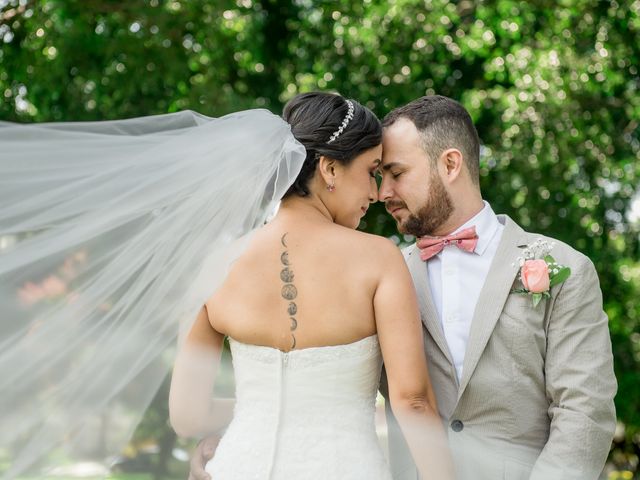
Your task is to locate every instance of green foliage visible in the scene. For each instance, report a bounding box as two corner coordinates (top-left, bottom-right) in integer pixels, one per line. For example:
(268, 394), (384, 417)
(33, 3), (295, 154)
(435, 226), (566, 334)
(546, 255), (571, 287)
(2, 0), (639, 473)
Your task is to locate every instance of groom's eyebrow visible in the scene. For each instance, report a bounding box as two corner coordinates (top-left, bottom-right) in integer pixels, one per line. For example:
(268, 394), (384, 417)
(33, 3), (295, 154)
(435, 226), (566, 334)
(380, 162), (402, 171)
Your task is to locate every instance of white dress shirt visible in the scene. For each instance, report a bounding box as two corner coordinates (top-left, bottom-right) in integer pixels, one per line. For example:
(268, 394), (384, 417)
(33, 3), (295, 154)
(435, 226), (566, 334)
(427, 201), (504, 381)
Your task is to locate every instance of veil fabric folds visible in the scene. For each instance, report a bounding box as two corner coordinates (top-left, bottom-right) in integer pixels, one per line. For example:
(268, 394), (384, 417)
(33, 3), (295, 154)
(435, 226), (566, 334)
(0, 109), (306, 478)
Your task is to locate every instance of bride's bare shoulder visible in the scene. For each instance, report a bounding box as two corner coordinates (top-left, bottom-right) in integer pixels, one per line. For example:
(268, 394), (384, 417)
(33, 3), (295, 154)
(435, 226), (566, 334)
(323, 225), (403, 261)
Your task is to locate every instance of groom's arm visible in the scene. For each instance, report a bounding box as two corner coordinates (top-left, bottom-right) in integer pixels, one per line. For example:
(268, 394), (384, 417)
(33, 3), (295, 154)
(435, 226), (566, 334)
(186, 399), (235, 480)
(530, 255), (617, 480)
(379, 368), (421, 480)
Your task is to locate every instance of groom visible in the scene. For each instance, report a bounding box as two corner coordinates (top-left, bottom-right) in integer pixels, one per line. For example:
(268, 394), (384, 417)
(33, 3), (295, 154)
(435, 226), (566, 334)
(377, 95), (616, 480)
(188, 95), (617, 480)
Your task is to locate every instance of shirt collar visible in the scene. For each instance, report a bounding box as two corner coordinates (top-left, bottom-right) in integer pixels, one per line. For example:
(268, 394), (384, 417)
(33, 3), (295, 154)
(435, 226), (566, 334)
(451, 200), (500, 256)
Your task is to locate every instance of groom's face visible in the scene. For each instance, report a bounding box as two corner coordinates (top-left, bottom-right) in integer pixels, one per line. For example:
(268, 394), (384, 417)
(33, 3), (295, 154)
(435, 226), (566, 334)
(378, 118), (454, 236)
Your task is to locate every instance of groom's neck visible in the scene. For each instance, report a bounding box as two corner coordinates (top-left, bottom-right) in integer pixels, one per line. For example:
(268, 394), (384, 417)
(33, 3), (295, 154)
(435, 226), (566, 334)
(434, 194), (485, 236)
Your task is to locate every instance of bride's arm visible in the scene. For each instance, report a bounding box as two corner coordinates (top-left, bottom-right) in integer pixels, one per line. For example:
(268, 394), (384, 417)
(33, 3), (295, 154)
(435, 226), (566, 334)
(169, 305), (233, 438)
(373, 242), (454, 480)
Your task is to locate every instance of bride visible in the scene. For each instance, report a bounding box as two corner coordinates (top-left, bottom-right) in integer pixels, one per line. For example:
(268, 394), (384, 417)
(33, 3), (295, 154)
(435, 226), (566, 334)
(0, 91), (451, 480)
(169, 92), (453, 480)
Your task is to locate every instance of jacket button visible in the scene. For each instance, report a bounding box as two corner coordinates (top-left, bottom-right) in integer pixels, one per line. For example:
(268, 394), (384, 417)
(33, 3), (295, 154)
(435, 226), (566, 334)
(450, 419), (464, 432)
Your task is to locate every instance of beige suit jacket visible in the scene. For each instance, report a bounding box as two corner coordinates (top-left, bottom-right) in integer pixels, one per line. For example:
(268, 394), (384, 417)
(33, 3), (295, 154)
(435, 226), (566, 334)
(380, 215), (617, 480)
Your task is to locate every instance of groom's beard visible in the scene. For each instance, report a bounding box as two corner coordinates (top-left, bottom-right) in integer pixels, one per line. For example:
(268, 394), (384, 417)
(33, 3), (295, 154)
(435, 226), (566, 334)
(399, 173), (454, 237)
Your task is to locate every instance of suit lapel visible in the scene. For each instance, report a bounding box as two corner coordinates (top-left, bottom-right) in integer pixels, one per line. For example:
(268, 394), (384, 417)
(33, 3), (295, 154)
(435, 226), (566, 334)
(405, 245), (454, 366)
(457, 215), (528, 399)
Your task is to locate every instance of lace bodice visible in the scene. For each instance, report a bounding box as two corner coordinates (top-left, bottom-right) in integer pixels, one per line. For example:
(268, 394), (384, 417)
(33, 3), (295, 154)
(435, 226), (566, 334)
(205, 334), (392, 480)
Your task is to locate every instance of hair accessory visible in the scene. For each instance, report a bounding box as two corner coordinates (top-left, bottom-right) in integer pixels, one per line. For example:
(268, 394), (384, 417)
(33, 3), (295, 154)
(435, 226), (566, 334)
(327, 100), (355, 144)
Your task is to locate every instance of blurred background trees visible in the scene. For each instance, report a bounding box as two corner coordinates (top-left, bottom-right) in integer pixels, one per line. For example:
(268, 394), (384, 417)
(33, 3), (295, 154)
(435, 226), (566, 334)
(2, 0), (639, 478)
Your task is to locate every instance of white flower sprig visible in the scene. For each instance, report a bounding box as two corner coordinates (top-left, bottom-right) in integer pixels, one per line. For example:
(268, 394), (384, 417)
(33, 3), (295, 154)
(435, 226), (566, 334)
(511, 238), (555, 267)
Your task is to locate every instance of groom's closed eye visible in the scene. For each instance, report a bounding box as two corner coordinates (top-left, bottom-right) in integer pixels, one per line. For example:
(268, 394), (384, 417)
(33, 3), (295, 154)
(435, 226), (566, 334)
(380, 161), (405, 176)
(379, 169), (402, 179)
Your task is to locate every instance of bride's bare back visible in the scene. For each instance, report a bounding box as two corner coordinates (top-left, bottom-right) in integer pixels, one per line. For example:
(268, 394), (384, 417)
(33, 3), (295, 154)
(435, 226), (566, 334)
(207, 212), (387, 352)
(170, 92), (454, 479)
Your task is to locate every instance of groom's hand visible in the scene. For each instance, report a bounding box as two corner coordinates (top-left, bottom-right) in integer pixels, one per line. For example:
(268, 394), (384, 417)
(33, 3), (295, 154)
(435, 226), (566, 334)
(188, 435), (219, 480)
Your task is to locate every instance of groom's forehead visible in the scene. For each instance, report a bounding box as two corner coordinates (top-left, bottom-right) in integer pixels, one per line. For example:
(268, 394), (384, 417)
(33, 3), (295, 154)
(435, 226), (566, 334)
(380, 144), (422, 165)
(379, 152), (430, 175)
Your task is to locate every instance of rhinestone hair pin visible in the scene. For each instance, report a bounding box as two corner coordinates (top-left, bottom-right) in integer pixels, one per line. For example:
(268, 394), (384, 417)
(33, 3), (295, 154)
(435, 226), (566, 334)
(327, 100), (355, 144)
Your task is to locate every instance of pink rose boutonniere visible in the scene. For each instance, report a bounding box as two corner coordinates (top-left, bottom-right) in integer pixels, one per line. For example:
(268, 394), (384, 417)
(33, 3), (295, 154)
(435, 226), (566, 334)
(512, 239), (571, 307)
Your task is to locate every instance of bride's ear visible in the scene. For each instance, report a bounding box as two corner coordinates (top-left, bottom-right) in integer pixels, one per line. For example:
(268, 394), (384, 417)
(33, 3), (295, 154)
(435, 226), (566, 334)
(318, 155), (337, 186)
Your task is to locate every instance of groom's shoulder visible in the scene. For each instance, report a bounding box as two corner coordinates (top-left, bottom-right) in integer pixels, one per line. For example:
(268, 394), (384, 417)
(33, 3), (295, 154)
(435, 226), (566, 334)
(509, 218), (594, 273)
(401, 244), (416, 262)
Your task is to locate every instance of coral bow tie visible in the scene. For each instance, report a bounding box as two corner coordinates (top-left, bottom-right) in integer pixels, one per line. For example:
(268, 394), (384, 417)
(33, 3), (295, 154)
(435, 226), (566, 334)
(416, 226), (479, 261)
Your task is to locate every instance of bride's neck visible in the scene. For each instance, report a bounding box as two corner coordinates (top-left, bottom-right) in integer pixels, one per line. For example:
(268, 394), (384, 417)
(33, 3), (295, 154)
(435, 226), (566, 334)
(277, 195), (334, 224)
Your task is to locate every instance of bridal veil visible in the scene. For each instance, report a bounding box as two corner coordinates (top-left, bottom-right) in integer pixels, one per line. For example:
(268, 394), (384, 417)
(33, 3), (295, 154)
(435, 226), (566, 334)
(0, 109), (306, 478)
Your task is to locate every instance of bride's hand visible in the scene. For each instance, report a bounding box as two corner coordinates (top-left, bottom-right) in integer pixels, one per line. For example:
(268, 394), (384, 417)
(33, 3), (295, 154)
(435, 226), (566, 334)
(188, 436), (219, 480)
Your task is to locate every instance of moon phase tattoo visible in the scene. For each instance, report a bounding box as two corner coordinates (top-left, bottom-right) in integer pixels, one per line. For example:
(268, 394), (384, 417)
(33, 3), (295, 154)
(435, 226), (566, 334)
(281, 284), (297, 300)
(280, 267), (295, 283)
(280, 233), (298, 350)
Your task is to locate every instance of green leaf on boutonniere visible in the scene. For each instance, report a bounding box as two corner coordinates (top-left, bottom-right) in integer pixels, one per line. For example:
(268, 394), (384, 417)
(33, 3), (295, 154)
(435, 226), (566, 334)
(511, 288), (528, 294)
(532, 293), (543, 307)
(544, 255), (555, 264)
(549, 266), (571, 287)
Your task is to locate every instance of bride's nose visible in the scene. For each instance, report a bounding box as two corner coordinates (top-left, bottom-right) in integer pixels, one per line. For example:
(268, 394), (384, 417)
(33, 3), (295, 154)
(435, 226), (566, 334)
(368, 181), (378, 204)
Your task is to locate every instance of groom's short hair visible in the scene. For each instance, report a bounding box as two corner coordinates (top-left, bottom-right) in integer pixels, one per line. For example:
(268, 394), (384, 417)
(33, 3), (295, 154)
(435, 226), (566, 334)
(383, 95), (481, 185)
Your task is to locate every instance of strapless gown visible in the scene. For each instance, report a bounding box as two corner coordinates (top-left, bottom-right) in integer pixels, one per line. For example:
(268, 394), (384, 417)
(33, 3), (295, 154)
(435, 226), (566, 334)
(205, 334), (393, 480)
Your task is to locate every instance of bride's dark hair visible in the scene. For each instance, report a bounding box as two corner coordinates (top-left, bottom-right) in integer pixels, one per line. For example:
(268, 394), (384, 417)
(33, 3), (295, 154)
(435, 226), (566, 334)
(282, 92), (382, 197)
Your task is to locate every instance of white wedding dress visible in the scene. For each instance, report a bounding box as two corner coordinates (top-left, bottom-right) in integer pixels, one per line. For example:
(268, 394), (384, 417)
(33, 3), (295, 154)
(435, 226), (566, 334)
(205, 334), (393, 480)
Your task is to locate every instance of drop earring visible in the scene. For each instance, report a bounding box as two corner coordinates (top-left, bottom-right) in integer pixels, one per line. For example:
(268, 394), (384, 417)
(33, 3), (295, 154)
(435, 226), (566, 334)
(326, 181), (336, 192)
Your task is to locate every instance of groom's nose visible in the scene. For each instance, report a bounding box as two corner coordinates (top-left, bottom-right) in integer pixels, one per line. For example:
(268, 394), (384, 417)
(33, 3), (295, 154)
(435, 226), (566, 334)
(378, 177), (392, 202)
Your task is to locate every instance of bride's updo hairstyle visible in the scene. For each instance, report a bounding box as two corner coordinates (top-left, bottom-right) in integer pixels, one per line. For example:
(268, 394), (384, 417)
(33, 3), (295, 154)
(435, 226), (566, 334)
(282, 92), (382, 198)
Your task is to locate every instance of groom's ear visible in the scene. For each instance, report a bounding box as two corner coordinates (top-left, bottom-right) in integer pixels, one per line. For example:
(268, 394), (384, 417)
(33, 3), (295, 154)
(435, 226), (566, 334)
(440, 148), (464, 183)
